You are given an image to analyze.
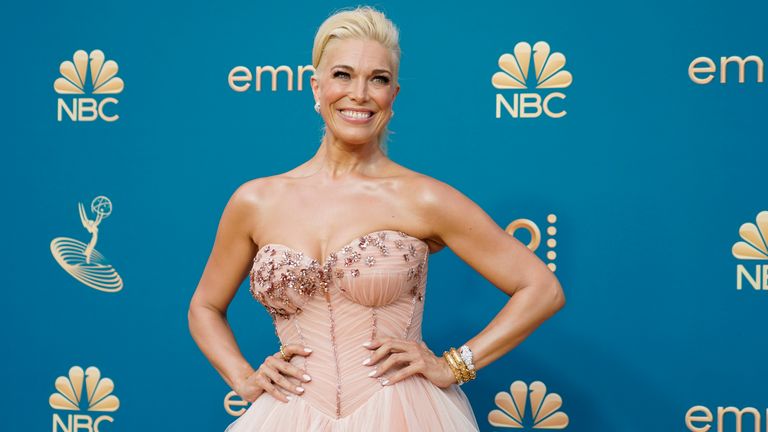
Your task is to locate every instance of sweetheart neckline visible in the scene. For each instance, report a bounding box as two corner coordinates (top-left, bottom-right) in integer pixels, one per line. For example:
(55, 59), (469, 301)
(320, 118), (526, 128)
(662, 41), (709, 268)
(255, 229), (429, 268)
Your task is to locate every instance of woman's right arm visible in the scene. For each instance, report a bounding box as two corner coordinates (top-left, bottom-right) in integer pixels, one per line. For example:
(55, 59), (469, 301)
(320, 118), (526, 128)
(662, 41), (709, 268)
(187, 182), (260, 394)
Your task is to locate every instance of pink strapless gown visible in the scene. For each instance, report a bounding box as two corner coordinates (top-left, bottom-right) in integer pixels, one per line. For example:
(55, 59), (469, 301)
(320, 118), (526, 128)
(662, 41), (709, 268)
(225, 229), (480, 431)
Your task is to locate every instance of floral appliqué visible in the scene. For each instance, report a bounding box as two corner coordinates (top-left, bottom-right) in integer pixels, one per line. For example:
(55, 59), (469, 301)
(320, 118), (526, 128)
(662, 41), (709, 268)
(249, 230), (427, 320)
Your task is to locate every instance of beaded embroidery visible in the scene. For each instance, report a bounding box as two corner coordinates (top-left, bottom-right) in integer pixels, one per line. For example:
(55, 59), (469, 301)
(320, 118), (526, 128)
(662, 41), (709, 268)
(249, 230), (428, 320)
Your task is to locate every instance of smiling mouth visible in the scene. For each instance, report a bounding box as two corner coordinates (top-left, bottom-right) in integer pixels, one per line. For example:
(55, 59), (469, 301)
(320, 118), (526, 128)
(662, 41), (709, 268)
(338, 109), (375, 120)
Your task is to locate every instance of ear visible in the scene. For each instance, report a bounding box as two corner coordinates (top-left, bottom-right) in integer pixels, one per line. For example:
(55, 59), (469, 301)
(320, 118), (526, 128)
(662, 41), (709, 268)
(310, 72), (320, 103)
(392, 83), (400, 103)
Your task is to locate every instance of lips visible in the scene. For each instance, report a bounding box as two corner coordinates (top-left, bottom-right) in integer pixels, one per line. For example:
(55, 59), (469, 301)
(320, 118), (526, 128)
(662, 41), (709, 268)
(338, 109), (375, 120)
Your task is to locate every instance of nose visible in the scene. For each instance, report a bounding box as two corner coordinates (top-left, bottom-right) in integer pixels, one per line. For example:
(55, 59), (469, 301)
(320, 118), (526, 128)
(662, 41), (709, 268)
(349, 76), (369, 103)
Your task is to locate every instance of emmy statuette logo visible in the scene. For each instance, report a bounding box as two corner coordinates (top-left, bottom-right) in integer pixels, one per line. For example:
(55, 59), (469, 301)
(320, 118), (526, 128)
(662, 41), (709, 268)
(49, 366), (120, 431)
(732, 210), (768, 291)
(50, 196), (123, 293)
(506, 214), (558, 272)
(488, 380), (569, 429)
(54, 49), (124, 122)
(492, 42), (572, 119)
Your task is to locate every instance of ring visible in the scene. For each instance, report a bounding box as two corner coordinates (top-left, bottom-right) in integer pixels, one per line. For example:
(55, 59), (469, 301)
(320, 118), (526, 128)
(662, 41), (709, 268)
(279, 344), (293, 361)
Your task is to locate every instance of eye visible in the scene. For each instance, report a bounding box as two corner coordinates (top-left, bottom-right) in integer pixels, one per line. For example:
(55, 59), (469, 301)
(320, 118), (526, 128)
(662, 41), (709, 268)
(373, 75), (390, 84)
(333, 71), (350, 79)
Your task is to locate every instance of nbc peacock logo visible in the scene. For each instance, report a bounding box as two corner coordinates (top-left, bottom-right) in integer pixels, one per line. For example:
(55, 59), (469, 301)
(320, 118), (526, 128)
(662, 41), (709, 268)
(492, 41), (572, 119)
(50, 196), (124, 293)
(732, 210), (768, 291)
(54, 49), (124, 122)
(488, 380), (569, 429)
(49, 366), (120, 431)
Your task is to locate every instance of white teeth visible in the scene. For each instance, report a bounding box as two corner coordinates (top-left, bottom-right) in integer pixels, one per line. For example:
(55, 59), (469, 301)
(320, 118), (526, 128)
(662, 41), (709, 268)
(340, 110), (373, 119)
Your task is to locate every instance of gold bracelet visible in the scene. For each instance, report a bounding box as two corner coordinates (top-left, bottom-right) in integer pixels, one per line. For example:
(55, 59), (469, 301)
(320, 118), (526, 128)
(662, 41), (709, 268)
(449, 348), (475, 383)
(442, 350), (464, 384)
(453, 347), (476, 381)
(443, 350), (463, 383)
(446, 348), (467, 383)
(450, 347), (470, 382)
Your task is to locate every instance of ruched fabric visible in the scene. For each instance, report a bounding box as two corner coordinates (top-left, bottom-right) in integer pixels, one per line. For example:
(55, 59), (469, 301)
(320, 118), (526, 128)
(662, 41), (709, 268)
(226, 230), (480, 431)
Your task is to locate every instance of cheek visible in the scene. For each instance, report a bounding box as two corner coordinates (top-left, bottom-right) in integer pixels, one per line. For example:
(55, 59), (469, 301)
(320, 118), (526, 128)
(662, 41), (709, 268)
(320, 84), (346, 101)
(373, 90), (395, 108)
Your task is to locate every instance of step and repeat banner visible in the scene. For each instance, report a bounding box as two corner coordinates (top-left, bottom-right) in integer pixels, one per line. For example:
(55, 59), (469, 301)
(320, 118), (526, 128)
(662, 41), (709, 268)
(3, 0), (766, 431)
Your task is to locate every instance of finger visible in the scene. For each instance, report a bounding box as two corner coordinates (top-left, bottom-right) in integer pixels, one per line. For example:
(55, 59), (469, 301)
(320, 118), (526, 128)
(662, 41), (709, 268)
(368, 339), (416, 365)
(263, 365), (305, 396)
(371, 352), (413, 377)
(272, 355), (312, 383)
(364, 337), (395, 350)
(286, 343), (314, 356)
(255, 370), (291, 403)
(262, 352), (305, 388)
(381, 364), (420, 386)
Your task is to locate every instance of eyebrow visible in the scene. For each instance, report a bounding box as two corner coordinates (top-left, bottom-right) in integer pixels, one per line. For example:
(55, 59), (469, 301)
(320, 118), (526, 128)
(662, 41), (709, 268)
(332, 64), (392, 75)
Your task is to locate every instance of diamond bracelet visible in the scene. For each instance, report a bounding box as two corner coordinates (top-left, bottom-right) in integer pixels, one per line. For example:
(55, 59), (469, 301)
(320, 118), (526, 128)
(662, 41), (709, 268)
(459, 344), (475, 371)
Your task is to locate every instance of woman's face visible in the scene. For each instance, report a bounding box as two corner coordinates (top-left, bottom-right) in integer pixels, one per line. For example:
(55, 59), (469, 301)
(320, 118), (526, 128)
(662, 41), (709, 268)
(311, 37), (400, 147)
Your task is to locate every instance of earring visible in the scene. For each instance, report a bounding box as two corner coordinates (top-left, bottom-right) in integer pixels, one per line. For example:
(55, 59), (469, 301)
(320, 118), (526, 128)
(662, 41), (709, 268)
(391, 110), (395, 118)
(314, 102), (320, 113)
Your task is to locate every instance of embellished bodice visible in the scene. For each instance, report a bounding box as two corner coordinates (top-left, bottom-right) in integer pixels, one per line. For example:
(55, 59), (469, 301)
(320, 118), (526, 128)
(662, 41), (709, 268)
(250, 229), (428, 320)
(247, 229), (430, 419)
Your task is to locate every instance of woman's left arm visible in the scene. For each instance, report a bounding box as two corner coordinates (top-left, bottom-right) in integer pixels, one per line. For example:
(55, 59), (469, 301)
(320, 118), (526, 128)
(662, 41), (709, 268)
(416, 176), (566, 370)
(364, 176), (565, 387)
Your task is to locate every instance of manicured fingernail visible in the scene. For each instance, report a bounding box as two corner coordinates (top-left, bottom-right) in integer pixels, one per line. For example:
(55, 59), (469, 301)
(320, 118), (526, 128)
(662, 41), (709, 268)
(362, 341), (371, 347)
(304, 347), (313, 352)
(286, 395), (293, 400)
(381, 379), (389, 385)
(368, 369), (377, 377)
(303, 374), (311, 381)
(362, 357), (371, 365)
(296, 386), (304, 393)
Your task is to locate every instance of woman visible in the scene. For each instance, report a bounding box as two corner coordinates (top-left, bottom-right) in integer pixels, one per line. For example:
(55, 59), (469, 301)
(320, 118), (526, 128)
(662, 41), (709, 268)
(188, 6), (565, 431)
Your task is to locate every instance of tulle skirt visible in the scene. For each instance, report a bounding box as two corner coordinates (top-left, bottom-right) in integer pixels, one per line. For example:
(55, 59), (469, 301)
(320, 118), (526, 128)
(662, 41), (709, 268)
(224, 375), (480, 431)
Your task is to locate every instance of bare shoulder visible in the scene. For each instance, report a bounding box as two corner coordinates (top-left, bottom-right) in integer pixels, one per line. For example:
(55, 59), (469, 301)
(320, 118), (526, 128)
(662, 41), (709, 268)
(395, 167), (469, 213)
(225, 178), (264, 215)
(229, 172), (295, 207)
(222, 175), (289, 238)
(392, 166), (480, 245)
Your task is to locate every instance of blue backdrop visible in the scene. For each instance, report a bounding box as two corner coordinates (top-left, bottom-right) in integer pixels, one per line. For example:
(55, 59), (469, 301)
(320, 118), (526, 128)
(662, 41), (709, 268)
(3, 0), (767, 430)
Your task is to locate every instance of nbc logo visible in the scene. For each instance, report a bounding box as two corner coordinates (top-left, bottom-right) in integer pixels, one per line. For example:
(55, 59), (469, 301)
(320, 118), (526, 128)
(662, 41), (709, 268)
(506, 214), (558, 272)
(732, 210), (768, 291)
(488, 380), (569, 429)
(54, 49), (124, 122)
(492, 42), (572, 119)
(49, 366), (119, 431)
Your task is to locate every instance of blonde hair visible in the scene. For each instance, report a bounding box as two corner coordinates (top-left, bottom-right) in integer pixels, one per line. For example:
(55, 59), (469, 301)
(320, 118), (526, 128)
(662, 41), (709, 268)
(312, 5), (401, 153)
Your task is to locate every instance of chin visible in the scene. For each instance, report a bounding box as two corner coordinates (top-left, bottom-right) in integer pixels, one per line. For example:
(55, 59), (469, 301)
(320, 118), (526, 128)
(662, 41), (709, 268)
(330, 129), (382, 145)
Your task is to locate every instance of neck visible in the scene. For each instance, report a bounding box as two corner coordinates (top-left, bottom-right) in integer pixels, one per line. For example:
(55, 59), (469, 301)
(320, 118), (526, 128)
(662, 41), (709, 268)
(307, 132), (386, 179)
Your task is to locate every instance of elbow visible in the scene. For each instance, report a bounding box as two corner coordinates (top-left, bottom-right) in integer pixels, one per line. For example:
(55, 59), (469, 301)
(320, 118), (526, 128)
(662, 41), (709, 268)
(187, 299), (207, 337)
(548, 280), (566, 314)
(187, 304), (198, 337)
(187, 297), (226, 332)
